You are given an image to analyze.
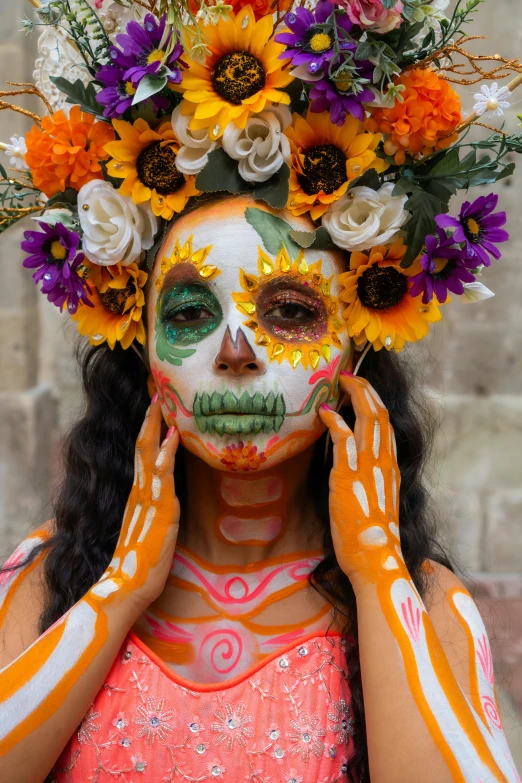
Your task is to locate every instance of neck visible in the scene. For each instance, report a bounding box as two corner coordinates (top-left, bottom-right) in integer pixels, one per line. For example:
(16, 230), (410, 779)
(177, 445), (323, 566)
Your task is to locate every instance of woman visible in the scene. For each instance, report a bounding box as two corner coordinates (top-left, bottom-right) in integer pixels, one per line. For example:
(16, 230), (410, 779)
(0, 192), (518, 783)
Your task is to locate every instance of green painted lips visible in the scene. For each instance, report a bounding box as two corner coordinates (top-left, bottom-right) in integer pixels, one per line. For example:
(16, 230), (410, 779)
(193, 390), (286, 436)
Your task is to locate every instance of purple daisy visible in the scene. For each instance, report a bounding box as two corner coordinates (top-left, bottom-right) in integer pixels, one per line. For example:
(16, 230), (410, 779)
(409, 228), (476, 304)
(275, 1), (352, 76)
(21, 222), (93, 314)
(435, 193), (509, 267)
(96, 49), (138, 118)
(309, 60), (374, 123)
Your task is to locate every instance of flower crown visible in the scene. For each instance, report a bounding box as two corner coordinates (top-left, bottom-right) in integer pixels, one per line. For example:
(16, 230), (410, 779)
(2, 0), (522, 359)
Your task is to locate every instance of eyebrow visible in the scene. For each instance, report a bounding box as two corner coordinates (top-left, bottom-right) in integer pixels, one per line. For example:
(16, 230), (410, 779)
(160, 263), (201, 293)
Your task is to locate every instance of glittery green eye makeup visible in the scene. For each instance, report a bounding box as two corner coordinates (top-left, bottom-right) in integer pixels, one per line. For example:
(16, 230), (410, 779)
(159, 283), (223, 345)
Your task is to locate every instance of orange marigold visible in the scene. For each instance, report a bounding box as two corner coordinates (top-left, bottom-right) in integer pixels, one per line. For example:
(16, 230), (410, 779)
(367, 68), (462, 164)
(25, 106), (115, 197)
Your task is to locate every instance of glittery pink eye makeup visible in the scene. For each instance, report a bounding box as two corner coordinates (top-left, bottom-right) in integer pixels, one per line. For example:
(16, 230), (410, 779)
(257, 277), (328, 343)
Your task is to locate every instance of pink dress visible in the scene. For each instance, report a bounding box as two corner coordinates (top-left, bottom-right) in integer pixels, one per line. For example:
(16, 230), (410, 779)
(54, 631), (355, 782)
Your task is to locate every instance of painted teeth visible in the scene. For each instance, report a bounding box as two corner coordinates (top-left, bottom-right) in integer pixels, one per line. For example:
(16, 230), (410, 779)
(193, 391), (286, 436)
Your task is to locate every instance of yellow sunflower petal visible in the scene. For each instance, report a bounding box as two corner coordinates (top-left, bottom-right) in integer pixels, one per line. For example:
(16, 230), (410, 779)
(132, 180), (151, 203)
(111, 119), (140, 145)
(249, 14), (273, 57)
(193, 99), (228, 120)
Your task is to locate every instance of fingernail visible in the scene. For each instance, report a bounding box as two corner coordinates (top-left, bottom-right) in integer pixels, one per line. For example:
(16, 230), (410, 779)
(166, 425), (176, 439)
(320, 403), (332, 411)
(151, 391), (159, 404)
(340, 371), (354, 377)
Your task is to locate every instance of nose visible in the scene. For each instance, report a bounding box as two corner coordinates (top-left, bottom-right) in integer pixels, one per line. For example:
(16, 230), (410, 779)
(215, 327), (266, 376)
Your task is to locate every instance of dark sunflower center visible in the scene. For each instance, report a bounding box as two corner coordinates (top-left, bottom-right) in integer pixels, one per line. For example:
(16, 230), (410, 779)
(463, 216), (483, 243)
(298, 144), (347, 195)
(136, 141), (184, 196)
(432, 258), (457, 280)
(98, 279), (135, 315)
(212, 51), (266, 105)
(357, 265), (408, 310)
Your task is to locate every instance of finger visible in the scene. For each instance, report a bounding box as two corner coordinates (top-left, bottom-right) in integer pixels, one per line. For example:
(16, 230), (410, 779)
(338, 373), (382, 455)
(134, 394), (163, 491)
(318, 404), (358, 473)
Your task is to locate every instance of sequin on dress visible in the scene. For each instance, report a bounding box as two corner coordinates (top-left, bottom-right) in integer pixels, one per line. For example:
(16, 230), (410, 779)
(53, 631), (355, 782)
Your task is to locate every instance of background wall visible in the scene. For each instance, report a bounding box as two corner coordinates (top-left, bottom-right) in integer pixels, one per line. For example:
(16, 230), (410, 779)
(0, 0), (521, 770)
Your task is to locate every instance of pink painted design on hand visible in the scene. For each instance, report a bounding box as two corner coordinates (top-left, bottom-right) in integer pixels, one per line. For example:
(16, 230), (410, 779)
(309, 355), (340, 386)
(200, 630), (243, 675)
(401, 596), (421, 642)
(482, 695), (503, 731)
(477, 634), (494, 684)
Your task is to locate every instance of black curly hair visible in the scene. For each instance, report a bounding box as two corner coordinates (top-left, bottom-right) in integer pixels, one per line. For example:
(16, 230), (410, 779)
(2, 195), (453, 783)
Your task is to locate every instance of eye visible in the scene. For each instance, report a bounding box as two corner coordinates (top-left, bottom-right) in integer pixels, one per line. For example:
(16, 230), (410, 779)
(265, 301), (316, 322)
(170, 305), (214, 322)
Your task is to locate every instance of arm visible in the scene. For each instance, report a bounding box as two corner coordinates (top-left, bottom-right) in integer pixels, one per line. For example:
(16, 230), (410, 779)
(319, 376), (519, 783)
(0, 398), (180, 783)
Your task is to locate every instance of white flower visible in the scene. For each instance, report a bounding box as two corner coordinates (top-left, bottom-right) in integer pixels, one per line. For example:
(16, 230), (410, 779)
(172, 104), (217, 175)
(322, 183), (409, 251)
(473, 82), (511, 119)
(462, 282), (495, 303)
(222, 104), (291, 184)
(77, 180), (157, 266)
(2, 135), (29, 171)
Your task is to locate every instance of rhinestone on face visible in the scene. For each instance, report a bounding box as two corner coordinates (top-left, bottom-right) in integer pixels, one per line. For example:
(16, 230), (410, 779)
(227, 718), (238, 729)
(189, 722), (200, 733)
(274, 747), (285, 759)
(211, 766), (221, 777)
(269, 729), (279, 740)
(302, 731), (312, 743)
(196, 743), (206, 754)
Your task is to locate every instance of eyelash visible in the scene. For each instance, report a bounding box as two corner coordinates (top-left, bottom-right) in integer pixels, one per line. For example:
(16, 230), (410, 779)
(263, 295), (317, 321)
(163, 302), (215, 322)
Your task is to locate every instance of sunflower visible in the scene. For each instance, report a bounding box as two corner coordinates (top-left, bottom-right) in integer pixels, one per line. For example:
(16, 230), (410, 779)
(71, 261), (148, 350)
(338, 239), (442, 352)
(285, 111), (387, 220)
(104, 119), (199, 219)
(232, 245), (345, 370)
(175, 5), (293, 140)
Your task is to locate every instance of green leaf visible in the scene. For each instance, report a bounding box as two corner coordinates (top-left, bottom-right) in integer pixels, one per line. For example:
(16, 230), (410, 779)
(289, 226), (335, 250)
(146, 220), (167, 271)
(36, 209), (77, 229)
(253, 163), (290, 209)
(46, 188), (79, 208)
(245, 207), (301, 260)
(50, 77), (104, 118)
(195, 148), (246, 195)
(132, 74), (168, 106)
(289, 229), (316, 248)
(401, 188), (448, 267)
(350, 168), (382, 191)
(0, 161), (7, 179)
(156, 341), (197, 367)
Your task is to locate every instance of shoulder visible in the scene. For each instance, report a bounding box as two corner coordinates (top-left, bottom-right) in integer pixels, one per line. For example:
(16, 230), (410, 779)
(0, 520), (55, 666)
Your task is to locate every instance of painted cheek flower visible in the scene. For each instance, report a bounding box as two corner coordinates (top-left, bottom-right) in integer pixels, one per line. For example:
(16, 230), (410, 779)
(367, 68), (462, 164)
(285, 110), (387, 220)
(220, 441), (267, 471)
(104, 118), (199, 219)
(176, 6), (293, 140)
(275, 2), (351, 76)
(473, 82), (511, 120)
(334, 0), (403, 33)
(338, 239), (443, 351)
(24, 106), (115, 197)
(408, 228), (476, 304)
(21, 221), (92, 314)
(435, 193), (509, 266)
(71, 260), (147, 349)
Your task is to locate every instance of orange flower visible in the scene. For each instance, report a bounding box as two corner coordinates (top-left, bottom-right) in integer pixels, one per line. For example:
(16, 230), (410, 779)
(229, 0), (292, 19)
(220, 441), (267, 471)
(25, 106), (115, 197)
(367, 68), (462, 164)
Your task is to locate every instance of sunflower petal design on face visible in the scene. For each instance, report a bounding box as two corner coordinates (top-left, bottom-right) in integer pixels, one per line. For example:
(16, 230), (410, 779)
(338, 239), (443, 352)
(285, 111), (387, 221)
(232, 245), (344, 370)
(104, 119), (199, 219)
(155, 235), (220, 294)
(72, 261), (147, 350)
(175, 6), (294, 140)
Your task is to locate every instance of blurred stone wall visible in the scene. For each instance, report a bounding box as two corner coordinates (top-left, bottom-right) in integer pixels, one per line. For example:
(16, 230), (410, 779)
(0, 0), (521, 768)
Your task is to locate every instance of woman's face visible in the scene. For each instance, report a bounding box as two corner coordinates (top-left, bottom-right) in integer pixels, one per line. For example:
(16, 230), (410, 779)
(147, 195), (353, 472)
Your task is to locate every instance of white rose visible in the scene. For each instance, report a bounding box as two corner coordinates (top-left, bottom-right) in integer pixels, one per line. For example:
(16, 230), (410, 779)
(322, 184), (410, 251)
(172, 104), (217, 175)
(78, 180), (157, 267)
(222, 104), (292, 183)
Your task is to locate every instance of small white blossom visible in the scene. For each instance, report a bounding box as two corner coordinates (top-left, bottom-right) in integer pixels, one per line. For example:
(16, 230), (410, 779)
(322, 183), (409, 251)
(78, 180), (157, 266)
(222, 104), (291, 184)
(172, 104), (218, 175)
(196, 0), (233, 25)
(2, 135), (29, 172)
(462, 282), (495, 303)
(473, 82), (511, 119)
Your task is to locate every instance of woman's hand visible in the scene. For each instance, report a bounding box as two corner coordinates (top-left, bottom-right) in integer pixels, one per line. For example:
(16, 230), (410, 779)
(88, 395), (180, 617)
(318, 372), (407, 596)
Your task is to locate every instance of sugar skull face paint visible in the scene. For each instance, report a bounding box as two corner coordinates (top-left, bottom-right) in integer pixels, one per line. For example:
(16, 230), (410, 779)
(147, 195), (353, 471)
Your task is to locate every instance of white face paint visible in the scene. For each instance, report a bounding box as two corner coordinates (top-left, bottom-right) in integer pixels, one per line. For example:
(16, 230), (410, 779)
(147, 195), (352, 472)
